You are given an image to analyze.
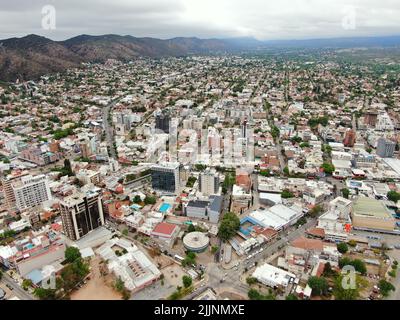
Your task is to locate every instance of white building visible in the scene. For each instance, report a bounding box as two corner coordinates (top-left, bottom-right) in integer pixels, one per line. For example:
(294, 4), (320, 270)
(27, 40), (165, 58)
(12, 175), (52, 211)
(252, 263), (296, 288)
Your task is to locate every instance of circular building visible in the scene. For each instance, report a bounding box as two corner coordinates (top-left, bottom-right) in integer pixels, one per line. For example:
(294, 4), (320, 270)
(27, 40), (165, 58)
(183, 232), (210, 253)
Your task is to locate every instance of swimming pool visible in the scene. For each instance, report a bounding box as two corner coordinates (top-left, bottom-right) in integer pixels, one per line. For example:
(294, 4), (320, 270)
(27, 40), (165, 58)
(159, 203), (172, 213)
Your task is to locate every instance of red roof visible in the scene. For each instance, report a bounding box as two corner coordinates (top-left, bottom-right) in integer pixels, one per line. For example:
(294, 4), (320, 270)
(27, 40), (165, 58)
(152, 222), (177, 237)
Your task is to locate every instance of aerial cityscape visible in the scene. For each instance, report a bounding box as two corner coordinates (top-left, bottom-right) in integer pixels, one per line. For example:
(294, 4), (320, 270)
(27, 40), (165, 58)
(1, 0), (400, 304)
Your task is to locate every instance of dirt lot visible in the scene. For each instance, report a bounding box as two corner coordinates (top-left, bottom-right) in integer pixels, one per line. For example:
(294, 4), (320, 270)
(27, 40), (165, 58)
(70, 257), (121, 300)
(162, 264), (187, 287)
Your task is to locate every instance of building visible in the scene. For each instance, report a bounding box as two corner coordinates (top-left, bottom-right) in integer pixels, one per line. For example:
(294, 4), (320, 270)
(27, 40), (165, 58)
(343, 129), (356, 147)
(199, 169), (220, 196)
(352, 197), (396, 232)
(316, 197), (352, 242)
(12, 175), (52, 212)
(0, 231), (65, 276)
(183, 232), (210, 253)
(20, 148), (58, 166)
(377, 138), (396, 158)
(185, 195), (223, 224)
(1, 173), (51, 212)
(249, 204), (304, 231)
(151, 222), (180, 247)
(364, 111), (378, 127)
(155, 110), (171, 134)
(151, 162), (180, 195)
(252, 263), (296, 288)
(60, 190), (105, 241)
(97, 238), (161, 293)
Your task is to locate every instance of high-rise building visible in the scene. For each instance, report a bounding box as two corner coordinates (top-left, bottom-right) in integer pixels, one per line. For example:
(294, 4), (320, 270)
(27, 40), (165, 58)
(199, 169), (220, 196)
(155, 111), (171, 134)
(1, 172), (51, 212)
(377, 138), (396, 158)
(364, 111), (378, 127)
(151, 162), (180, 194)
(343, 129), (356, 147)
(12, 175), (52, 211)
(60, 190), (105, 241)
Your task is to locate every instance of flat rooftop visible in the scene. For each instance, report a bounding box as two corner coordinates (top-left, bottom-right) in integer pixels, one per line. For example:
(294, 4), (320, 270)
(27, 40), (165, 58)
(353, 197), (392, 219)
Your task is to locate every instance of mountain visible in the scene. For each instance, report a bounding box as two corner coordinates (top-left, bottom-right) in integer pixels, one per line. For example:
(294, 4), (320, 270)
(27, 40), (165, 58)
(0, 34), (235, 82)
(1, 34), (400, 82)
(0, 35), (82, 82)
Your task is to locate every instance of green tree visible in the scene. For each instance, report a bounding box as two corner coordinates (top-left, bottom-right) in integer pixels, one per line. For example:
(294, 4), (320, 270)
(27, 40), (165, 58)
(218, 213), (240, 241)
(281, 189), (294, 199)
(337, 242), (349, 254)
(387, 191), (400, 203)
(22, 279), (33, 290)
(321, 163), (335, 175)
(341, 188), (350, 199)
(182, 275), (192, 288)
(378, 280), (395, 297)
(211, 246), (219, 254)
(133, 195), (142, 204)
(307, 276), (329, 296)
(144, 196), (157, 205)
(65, 246), (82, 263)
(283, 166), (290, 176)
(286, 293), (298, 300)
(246, 277), (258, 286)
(309, 205), (323, 217)
(333, 275), (359, 300)
(34, 287), (57, 300)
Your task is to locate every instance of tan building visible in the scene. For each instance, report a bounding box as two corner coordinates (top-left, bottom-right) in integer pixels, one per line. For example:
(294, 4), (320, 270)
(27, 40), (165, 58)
(351, 197), (396, 232)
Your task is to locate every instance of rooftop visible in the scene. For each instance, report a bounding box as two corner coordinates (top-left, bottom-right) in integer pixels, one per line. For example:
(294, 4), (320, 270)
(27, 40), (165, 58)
(352, 197), (392, 219)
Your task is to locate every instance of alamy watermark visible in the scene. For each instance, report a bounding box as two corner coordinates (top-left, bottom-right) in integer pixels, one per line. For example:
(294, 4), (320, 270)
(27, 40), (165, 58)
(342, 6), (357, 30)
(41, 5), (56, 30)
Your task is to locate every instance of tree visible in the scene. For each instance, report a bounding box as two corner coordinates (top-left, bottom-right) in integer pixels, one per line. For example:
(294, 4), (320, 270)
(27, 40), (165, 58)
(218, 213), (240, 241)
(144, 196), (157, 205)
(182, 275), (192, 288)
(211, 246), (219, 254)
(321, 163), (335, 175)
(286, 293), (298, 300)
(281, 189), (294, 199)
(333, 275), (359, 300)
(322, 262), (336, 277)
(387, 191), (400, 203)
(307, 276), (329, 296)
(283, 166), (290, 176)
(22, 279), (33, 290)
(248, 289), (262, 300)
(65, 246), (81, 263)
(337, 242), (349, 254)
(309, 205), (323, 217)
(378, 280), (395, 297)
(34, 287), (57, 300)
(63, 159), (74, 177)
(246, 277), (258, 286)
(182, 252), (196, 267)
(341, 188), (350, 199)
(339, 257), (367, 275)
(133, 195), (142, 204)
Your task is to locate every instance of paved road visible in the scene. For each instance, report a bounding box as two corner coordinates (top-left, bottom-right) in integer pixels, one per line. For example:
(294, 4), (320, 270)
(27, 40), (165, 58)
(102, 99), (121, 160)
(1, 273), (35, 300)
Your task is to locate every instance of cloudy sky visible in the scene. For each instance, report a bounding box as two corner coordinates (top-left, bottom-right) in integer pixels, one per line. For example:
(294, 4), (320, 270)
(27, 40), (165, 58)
(1, 0), (400, 41)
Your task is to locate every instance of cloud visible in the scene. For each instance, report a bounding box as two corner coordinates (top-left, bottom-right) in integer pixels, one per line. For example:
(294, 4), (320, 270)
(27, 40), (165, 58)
(0, 0), (399, 40)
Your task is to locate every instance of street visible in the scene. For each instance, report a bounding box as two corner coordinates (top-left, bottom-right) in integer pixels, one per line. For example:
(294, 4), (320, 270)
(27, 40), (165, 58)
(1, 272), (34, 300)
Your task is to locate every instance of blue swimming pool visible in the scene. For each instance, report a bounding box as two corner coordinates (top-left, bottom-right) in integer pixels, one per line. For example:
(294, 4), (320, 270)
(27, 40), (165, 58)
(159, 203), (171, 213)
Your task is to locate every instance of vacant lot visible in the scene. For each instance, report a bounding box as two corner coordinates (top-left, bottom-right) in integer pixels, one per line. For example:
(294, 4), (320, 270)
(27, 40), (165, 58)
(71, 256), (121, 300)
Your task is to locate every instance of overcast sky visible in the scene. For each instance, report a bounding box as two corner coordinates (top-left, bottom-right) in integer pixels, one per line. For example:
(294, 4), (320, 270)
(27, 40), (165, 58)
(1, 0), (400, 41)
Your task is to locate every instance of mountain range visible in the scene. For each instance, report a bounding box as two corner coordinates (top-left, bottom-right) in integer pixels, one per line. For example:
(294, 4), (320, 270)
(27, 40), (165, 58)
(1, 34), (400, 82)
